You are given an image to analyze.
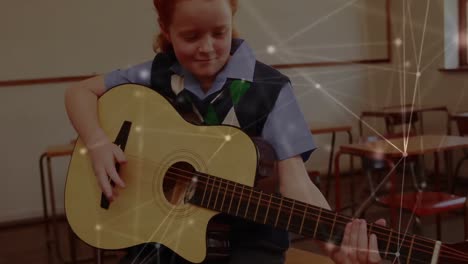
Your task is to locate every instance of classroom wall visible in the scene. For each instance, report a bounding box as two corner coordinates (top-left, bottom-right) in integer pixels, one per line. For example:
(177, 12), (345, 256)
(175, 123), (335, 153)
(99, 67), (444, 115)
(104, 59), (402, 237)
(2, 0), (461, 223)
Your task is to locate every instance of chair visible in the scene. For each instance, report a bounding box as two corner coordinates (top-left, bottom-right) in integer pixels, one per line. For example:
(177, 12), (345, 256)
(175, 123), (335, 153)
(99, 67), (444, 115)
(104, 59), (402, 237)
(379, 191), (466, 240)
(451, 113), (468, 194)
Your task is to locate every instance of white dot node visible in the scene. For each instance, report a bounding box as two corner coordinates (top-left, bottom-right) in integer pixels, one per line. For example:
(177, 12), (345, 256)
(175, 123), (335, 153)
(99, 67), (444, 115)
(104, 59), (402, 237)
(135, 126), (142, 133)
(394, 38), (402, 47)
(139, 69), (150, 80)
(324, 145), (332, 152)
(403, 152), (408, 158)
(155, 243), (161, 249)
(404, 61), (411, 68)
(225, 135), (232, 142)
(134, 90), (143, 97)
(315, 83), (322, 89)
(416, 72), (421, 77)
(95, 224), (102, 231)
(395, 252), (400, 257)
(188, 219), (194, 225)
(80, 148), (88, 155)
(192, 176), (198, 183)
(267, 45), (276, 54)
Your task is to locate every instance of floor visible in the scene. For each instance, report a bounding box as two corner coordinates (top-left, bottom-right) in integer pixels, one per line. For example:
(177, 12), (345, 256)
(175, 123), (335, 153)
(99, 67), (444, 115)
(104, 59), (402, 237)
(1, 172), (467, 264)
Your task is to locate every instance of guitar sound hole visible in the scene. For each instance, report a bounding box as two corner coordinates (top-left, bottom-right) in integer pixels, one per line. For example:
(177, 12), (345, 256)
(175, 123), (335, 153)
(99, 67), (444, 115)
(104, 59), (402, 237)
(163, 162), (196, 206)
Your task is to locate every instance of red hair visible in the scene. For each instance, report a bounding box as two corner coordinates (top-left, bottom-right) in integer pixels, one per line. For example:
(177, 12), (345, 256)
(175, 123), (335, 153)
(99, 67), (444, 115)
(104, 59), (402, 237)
(152, 0), (239, 53)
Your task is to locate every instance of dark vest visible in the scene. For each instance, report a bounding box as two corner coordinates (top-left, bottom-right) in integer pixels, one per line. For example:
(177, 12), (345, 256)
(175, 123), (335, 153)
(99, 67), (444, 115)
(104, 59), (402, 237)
(150, 52), (291, 250)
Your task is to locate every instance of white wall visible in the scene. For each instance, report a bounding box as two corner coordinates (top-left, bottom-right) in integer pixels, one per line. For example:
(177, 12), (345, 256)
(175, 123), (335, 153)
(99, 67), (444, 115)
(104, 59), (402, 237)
(0, 0), (392, 222)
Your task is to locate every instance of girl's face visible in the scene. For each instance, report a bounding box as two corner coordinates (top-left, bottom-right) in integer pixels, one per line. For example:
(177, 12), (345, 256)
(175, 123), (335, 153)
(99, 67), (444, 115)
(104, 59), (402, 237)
(164, 0), (233, 86)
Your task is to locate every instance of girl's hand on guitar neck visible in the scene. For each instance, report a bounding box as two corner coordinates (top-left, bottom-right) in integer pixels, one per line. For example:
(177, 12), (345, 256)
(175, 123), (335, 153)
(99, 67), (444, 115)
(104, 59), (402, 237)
(87, 131), (127, 201)
(329, 218), (386, 264)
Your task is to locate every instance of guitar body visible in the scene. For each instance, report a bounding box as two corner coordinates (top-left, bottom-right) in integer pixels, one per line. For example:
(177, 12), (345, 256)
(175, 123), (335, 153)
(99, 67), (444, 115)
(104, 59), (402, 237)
(65, 84), (258, 263)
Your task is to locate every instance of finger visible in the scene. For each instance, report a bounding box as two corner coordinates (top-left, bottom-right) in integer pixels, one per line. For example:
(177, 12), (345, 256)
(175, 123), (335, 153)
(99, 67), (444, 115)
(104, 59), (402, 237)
(341, 221), (352, 255)
(368, 234), (382, 264)
(357, 220), (369, 263)
(375, 218), (386, 227)
(331, 249), (351, 264)
(349, 219), (360, 261)
(112, 145), (127, 164)
(106, 165), (126, 188)
(95, 168), (113, 199)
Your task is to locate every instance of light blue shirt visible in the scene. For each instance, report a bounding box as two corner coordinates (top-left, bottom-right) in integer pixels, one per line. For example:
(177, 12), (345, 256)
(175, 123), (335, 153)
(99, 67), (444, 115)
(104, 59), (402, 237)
(104, 39), (315, 161)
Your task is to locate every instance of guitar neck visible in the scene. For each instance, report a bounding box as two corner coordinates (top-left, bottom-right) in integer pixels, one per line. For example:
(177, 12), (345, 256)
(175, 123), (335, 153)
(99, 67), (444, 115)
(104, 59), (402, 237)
(187, 172), (445, 264)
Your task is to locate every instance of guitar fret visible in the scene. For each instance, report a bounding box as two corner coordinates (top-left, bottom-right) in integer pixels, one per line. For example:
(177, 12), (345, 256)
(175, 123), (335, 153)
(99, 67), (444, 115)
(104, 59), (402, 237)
(206, 176), (215, 209)
(368, 222), (373, 238)
(235, 185), (245, 216)
(212, 176), (221, 210)
(264, 194), (273, 224)
(313, 207), (322, 238)
(227, 182), (237, 214)
(274, 197), (283, 227)
(328, 213), (337, 242)
(406, 235), (415, 264)
(299, 204), (308, 234)
(286, 200), (295, 230)
(244, 188), (253, 218)
(200, 176), (210, 207)
(385, 229), (392, 258)
(253, 191), (262, 221)
(220, 178), (228, 212)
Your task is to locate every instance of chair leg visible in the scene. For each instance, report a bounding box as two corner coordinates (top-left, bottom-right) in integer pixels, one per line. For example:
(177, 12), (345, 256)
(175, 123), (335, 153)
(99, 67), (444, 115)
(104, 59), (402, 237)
(436, 214), (442, 241)
(413, 216), (422, 235)
(465, 198), (468, 240)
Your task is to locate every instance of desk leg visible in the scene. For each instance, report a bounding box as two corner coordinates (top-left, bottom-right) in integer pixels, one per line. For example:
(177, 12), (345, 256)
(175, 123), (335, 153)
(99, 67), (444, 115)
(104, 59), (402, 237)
(346, 131), (355, 215)
(434, 152), (442, 240)
(444, 151), (453, 192)
(40, 153), (55, 264)
(325, 132), (336, 200)
(434, 153), (440, 192)
(334, 151), (343, 212)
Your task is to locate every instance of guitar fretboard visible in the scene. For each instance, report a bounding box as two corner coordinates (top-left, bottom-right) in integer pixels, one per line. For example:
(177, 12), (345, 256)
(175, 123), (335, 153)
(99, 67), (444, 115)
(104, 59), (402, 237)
(183, 171), (438, 264)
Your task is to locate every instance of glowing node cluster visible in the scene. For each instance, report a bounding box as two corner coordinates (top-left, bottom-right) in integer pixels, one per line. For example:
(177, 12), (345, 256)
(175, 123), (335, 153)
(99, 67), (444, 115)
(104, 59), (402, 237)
(139, 69), (150, 80)
(134, 90), (143, 97)
(267, 45), (276, 54)
(394, 38), (402, 47)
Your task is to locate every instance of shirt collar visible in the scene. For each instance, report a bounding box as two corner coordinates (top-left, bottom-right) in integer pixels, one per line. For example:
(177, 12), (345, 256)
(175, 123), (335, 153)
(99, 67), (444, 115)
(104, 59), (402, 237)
(169, 38), (256, 99)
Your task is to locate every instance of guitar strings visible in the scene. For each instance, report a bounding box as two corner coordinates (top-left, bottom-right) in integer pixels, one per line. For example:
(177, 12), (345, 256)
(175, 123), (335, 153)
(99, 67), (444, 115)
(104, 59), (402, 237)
(163, 170), (465, 263)
(160, 168), (468, 261)
(164, 166), (468, 260)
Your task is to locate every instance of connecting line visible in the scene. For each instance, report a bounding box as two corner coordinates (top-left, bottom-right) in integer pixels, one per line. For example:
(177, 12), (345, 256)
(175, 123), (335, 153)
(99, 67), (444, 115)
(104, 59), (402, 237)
(404, 0), (431, 150)
(353, 156), (405, 218)
(130, 206), (179, 264)
(315, 86), (404, 154)
(397, 155), (408, 255)
(277, 0), (359, 47)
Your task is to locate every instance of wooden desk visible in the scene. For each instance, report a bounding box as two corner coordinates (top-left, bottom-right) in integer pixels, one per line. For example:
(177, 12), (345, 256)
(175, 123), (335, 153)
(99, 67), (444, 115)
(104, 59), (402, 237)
(359, 105), (449, 136)
(334, 135), (468, 225)
(310, 125), (353, 203)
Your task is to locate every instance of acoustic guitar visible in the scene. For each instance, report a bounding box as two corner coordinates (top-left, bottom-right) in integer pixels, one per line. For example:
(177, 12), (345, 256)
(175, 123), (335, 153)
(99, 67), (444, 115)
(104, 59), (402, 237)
(65, 84), (468, 263)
